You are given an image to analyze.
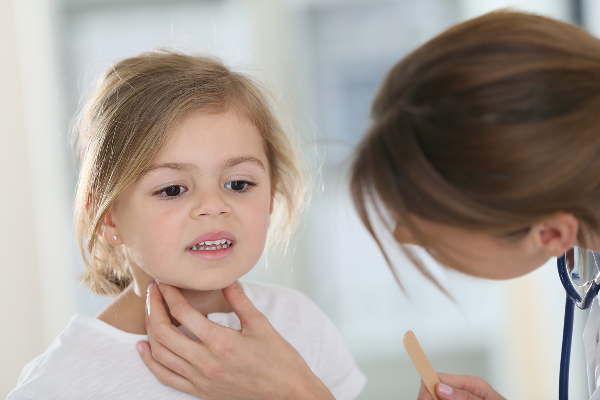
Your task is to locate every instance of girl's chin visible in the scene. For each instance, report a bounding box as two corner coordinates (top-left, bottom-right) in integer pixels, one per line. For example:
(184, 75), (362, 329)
(176, 284), (225, 292)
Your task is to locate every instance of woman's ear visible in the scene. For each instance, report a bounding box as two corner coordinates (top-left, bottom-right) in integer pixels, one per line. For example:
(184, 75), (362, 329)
(529, 212), (578, 257)
(102, 211), (123, 246)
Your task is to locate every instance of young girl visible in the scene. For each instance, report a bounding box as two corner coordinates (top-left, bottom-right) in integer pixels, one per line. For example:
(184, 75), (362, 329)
(8, 51), (365, 400)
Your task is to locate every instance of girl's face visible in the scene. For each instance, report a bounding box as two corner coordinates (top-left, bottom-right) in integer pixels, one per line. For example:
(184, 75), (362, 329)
(110, 109), (272, 290)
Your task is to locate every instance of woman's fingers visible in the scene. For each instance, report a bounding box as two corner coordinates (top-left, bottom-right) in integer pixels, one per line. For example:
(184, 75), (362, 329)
(422, 374), (506, 400)
(437, 373), (503, 399)
(147, 281), (211, 361)
(144, 314), (196, 377)
(154, 281), (219, 342)
(222, 281), (266, 329)
(146, 281), (165, 317)
(436, 383), (483, 400)
(417, 380), (434, 399)
(142, 279), (335, 400)
(417, 379), (482, 400)
(137, 340), (197, 393)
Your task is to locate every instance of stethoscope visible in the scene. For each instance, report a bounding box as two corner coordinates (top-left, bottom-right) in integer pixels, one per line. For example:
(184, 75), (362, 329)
(558, 247), (600, 400)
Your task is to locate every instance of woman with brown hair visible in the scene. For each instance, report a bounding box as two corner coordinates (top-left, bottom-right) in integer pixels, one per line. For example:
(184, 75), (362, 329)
(139, 10), (600, 400)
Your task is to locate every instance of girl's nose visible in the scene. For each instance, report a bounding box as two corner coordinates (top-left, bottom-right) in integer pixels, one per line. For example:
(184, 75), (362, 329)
(190, 187), (231, 218)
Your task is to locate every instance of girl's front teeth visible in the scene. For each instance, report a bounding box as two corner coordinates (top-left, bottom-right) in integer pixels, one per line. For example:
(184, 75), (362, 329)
(191, 239), (232, 251)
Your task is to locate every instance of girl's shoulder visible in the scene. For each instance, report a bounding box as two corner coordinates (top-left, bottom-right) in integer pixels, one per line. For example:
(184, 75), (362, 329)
(238, 281), (367, 400)
(8, 315), (101, 398)
(235, 280), (334, 342)
(8, 315), (195, 400)
(8, 315), (139, 397)
(239, 280), (319, 311)
(235, 281), (340, 358)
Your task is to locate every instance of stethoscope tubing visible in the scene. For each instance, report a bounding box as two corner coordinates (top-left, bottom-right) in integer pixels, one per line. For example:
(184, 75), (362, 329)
(559, 293), (575, 400)
(558, 253), (582, 304)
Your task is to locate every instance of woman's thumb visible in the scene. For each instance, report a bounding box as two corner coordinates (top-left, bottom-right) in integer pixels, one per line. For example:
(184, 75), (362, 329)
(222, 281), (263, 328)
(437, 383), (481, 400)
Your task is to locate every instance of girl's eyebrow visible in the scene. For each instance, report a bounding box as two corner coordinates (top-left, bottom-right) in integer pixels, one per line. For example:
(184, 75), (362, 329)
(220, 156), (265, 171)
(142, 156), (266, 178)
(141, 162), (200, 177)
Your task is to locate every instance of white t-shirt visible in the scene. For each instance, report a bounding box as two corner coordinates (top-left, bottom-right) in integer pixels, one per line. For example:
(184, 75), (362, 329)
(8, 281), (366, 400)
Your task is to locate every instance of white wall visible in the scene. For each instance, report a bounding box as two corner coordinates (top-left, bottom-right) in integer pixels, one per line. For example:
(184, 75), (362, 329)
(458, 0), (569, 21)
(1, 1), (44, 395)
(1, 0), (74, 396)
(584, 0), (600, 36)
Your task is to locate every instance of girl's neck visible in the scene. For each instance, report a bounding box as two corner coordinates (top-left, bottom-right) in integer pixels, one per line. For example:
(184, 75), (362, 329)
(179, 286), (234, 316)
(96, 280), (233, 335)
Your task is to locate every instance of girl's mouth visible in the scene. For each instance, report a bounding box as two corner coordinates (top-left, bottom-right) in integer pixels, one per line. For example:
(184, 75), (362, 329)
(190, 239), (233, 251)
(186, 231), (235, 261)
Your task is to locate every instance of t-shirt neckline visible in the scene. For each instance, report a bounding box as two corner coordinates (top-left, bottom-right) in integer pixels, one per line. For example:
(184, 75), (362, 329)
(71, 310), (241, 344)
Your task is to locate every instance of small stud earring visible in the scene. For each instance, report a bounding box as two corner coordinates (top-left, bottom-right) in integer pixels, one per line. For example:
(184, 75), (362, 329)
(113, 235), (117, 241)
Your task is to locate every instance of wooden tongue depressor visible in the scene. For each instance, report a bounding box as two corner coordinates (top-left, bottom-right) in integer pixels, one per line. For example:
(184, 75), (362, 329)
(403, 330), (441, 400)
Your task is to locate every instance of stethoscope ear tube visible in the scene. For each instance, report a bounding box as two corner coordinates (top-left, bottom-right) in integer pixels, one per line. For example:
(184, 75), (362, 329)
(558, 253), (582, 304)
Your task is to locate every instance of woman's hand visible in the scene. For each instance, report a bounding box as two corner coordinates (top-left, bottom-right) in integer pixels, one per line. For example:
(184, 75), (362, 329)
(137, 280), (335, 400)
(417, 373), (506, 400)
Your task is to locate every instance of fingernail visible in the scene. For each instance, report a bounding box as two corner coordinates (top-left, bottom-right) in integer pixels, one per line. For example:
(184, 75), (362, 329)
(439, 383), (453, 395)
(136, 342), (144, 354)
(148, 281), (154, 292)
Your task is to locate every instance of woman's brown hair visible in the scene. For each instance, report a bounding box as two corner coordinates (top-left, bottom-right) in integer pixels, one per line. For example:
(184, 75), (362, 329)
(73, 50), (303, 295)
(350, 11), (600, 288)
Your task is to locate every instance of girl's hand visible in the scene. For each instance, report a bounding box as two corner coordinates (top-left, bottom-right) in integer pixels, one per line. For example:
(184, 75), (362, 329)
(138, 280), (335, 400)
(417, 373), (506, 400)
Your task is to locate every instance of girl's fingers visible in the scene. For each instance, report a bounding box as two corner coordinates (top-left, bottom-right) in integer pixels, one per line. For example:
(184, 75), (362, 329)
(222, 281), (266, 329)
(137, 340), (198, 395)
(154, 281), (221, 342)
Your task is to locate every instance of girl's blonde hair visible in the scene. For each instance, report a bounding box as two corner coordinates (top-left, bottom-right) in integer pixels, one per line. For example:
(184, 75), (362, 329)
(74, 50), (303, 295)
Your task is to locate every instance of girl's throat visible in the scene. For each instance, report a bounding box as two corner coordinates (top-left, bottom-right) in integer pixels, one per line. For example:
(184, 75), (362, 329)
(96, 283), (233, 335)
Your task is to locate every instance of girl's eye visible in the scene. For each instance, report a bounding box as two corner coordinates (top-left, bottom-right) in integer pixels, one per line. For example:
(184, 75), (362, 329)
(224, 180), (255, 193)
(156, 185), (187, 199)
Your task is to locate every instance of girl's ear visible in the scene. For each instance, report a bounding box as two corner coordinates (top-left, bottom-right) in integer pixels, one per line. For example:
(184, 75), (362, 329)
(102, 211), (123, 246)
(529, 213), (578, 257)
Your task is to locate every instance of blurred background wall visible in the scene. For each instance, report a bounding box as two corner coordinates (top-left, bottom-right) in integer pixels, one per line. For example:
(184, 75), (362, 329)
(0, 0), (596, 398)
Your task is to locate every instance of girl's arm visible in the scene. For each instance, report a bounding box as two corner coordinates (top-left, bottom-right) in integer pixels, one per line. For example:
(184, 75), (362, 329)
(138, 281), (335, 400)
